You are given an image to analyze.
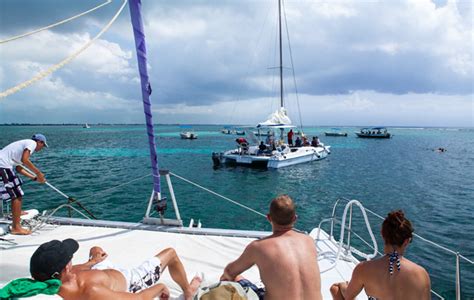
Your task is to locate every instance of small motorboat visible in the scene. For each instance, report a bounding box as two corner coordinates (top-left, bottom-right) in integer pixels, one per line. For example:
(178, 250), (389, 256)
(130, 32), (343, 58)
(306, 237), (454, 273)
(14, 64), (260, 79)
(355, 127), (391, 139)
(324, 128), (347, 137)
(180, 131), (198, 139)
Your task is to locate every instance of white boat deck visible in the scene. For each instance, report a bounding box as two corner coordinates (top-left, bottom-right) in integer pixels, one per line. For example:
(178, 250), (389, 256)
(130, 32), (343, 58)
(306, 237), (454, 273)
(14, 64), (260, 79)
(0, 222), (366, 299)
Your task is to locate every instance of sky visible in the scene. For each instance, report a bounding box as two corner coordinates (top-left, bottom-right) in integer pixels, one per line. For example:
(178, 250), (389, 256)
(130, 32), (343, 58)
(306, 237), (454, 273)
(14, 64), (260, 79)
(0, 0), (472, 127)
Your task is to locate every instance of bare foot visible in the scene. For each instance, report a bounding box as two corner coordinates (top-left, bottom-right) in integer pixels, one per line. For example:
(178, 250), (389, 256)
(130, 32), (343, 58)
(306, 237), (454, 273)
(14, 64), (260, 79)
(184, 276), (202, 300)
(10, 227), (32, 235)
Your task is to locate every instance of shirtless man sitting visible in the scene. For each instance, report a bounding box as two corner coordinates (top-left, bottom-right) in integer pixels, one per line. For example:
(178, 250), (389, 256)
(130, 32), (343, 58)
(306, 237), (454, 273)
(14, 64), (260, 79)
(330, 210), (431, 300)
(220, 194), (322, 300)
(30, 239), (201, 300)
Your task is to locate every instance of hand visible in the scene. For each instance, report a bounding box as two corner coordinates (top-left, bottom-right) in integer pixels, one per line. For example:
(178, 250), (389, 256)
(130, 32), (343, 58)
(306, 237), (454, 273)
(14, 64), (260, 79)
(88, 246), (108, 265)
(220, 273), (233, 281)
(36, 172), (46, 184)
(159, 285), (170, 300)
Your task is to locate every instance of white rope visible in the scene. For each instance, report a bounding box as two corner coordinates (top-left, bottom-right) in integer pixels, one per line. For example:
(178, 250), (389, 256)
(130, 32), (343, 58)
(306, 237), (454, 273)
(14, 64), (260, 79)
(170, 172), (267, 218)
(81, 174), (151, 201)
(0, 0), (112, 44)
(0, 0), (128, 99)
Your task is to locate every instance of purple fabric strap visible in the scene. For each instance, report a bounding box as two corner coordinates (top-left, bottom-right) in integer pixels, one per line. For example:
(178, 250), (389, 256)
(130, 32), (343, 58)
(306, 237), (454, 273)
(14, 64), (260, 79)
(129, 0), (160, 194)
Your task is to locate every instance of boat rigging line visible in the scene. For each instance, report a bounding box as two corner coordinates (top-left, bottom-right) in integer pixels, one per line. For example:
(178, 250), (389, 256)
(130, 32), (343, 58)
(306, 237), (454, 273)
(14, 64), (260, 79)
(282, 0), (304, 134)
(13, 160), (97, 220)
(169, 172), (267, 218)
(0, 0), (127, 100)
(0, 0), (112, 44)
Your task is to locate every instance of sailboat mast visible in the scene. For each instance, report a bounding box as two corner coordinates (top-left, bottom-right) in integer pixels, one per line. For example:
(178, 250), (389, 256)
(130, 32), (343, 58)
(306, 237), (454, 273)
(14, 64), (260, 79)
(128, 0), (161, 196)
(278, 0), (283, 108)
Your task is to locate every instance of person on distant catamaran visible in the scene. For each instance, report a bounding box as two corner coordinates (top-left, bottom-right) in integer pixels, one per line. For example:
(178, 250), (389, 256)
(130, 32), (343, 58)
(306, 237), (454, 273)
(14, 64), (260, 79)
(287, 129), (294, 146)
(330, 210), (431, 300)
(0, 134), (48, 235)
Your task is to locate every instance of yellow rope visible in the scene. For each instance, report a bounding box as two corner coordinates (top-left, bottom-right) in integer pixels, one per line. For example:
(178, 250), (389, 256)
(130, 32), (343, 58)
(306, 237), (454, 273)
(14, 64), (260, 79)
(0, 0), (128, 100)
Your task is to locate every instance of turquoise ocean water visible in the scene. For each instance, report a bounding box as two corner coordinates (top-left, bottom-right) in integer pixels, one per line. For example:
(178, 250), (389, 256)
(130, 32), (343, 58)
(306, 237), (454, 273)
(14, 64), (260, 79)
(1, 125), (473, 298)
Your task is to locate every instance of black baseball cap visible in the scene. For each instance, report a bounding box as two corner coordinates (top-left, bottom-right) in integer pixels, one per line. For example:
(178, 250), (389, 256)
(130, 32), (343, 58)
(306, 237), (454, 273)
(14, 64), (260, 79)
(30, 239), (79, 281)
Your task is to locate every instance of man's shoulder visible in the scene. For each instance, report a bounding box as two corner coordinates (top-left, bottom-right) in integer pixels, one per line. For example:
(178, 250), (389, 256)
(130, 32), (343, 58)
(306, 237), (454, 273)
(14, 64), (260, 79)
(14, 139), (36, 149)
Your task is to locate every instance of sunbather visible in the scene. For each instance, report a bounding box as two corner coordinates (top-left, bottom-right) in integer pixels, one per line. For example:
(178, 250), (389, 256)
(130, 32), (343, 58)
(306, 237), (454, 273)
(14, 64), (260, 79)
(30, 239), (201, 300)
(330, 210), (431, 300)
(220, 194), (322, 300)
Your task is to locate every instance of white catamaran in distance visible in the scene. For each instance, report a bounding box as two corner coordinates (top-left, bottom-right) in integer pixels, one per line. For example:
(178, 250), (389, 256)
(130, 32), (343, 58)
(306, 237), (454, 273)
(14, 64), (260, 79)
(212, 0), (330, 169)
(0, 1), (471, 300)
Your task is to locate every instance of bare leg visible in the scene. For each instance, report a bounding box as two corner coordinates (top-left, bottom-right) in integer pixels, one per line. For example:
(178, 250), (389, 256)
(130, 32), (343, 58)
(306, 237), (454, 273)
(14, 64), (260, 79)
(10, 197), (31, 235)
(157, 248), (201, 300)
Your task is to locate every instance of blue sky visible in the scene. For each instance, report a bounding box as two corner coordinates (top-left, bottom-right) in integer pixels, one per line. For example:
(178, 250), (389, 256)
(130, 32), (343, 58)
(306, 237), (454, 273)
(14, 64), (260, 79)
(0, 0), (472, 126)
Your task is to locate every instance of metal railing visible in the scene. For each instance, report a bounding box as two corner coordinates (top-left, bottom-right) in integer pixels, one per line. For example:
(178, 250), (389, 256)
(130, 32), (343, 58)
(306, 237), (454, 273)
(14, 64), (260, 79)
(325, 197), (473, 300)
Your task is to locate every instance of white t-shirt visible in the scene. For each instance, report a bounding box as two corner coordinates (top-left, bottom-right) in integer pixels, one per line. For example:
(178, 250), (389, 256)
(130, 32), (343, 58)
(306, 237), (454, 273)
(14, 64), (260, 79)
(0, 139), (37, 169)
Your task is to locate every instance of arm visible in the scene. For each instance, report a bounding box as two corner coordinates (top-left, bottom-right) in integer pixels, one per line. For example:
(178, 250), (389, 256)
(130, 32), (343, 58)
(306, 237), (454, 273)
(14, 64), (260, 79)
(72, 247), (108, 272)
(220, 242), (257, 281)
(335, 263), (365, 300)
(420, 268), (431, 300)
(84, 283), (169, 300)
(20, 149), (45, 183)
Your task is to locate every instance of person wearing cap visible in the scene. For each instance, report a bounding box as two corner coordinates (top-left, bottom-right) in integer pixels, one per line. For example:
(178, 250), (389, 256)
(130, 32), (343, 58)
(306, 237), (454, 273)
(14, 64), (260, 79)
(30, 239), (202, 300)
(0, 134), (48, 235)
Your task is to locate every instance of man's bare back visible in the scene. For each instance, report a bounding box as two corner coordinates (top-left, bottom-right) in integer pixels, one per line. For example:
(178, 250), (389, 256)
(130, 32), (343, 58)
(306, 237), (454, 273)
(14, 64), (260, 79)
(221, 195), (322, 300)
(253, 230), (322, 300)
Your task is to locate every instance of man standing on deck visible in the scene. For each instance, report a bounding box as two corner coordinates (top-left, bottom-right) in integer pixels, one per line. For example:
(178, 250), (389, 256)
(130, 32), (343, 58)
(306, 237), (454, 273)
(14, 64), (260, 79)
(220, 194), (323, 300)
(287, 129), (294, 146)
(0, 134), (47, 235)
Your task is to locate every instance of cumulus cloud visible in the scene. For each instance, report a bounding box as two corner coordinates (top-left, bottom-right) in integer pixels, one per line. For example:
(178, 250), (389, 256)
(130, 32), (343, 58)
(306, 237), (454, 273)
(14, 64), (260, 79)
(1, 0), (472, 126)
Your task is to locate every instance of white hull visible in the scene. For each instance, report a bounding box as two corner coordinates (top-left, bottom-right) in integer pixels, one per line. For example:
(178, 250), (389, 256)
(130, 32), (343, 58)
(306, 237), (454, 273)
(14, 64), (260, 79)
(214, 144), (330, 168)
(268, 146), (330, 168)
(180, 132), (197, 139)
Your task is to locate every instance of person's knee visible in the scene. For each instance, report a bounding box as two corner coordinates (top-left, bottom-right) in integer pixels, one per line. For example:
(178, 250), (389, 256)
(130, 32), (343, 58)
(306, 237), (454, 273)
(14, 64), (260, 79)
(157, 247), (178, 264)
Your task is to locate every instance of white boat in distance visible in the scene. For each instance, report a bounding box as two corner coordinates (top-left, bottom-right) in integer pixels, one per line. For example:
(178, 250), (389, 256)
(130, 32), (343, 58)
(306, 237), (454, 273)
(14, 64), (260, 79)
(82, 123), (90, 129)
(180, 125), (198, 139)
(180, 131), (198, 139)
(212, 109), (330, 169)
(212, 0), (330, 169)
(355, 127), (392, 139)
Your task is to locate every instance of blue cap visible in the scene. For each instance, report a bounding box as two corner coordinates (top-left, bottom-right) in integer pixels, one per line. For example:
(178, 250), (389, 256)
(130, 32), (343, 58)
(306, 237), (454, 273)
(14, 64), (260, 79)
(32, 134), (48, 147)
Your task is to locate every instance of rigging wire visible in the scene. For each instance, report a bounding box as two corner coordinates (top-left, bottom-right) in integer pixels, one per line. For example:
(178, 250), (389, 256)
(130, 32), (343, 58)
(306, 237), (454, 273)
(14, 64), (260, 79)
(282, 0), (304, 133)
(0, 0), (112, 44)
(170, 171), (267, 218)
(227, 1), (274, 127)
(0, 0), (127, 100)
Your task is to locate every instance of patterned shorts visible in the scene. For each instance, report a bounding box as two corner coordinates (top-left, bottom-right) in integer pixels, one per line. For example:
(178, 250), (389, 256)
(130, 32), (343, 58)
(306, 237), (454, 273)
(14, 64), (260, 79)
(0, 168), (24, 201)
(92, 257), (162, 293)
(127, 257), (162, 293)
